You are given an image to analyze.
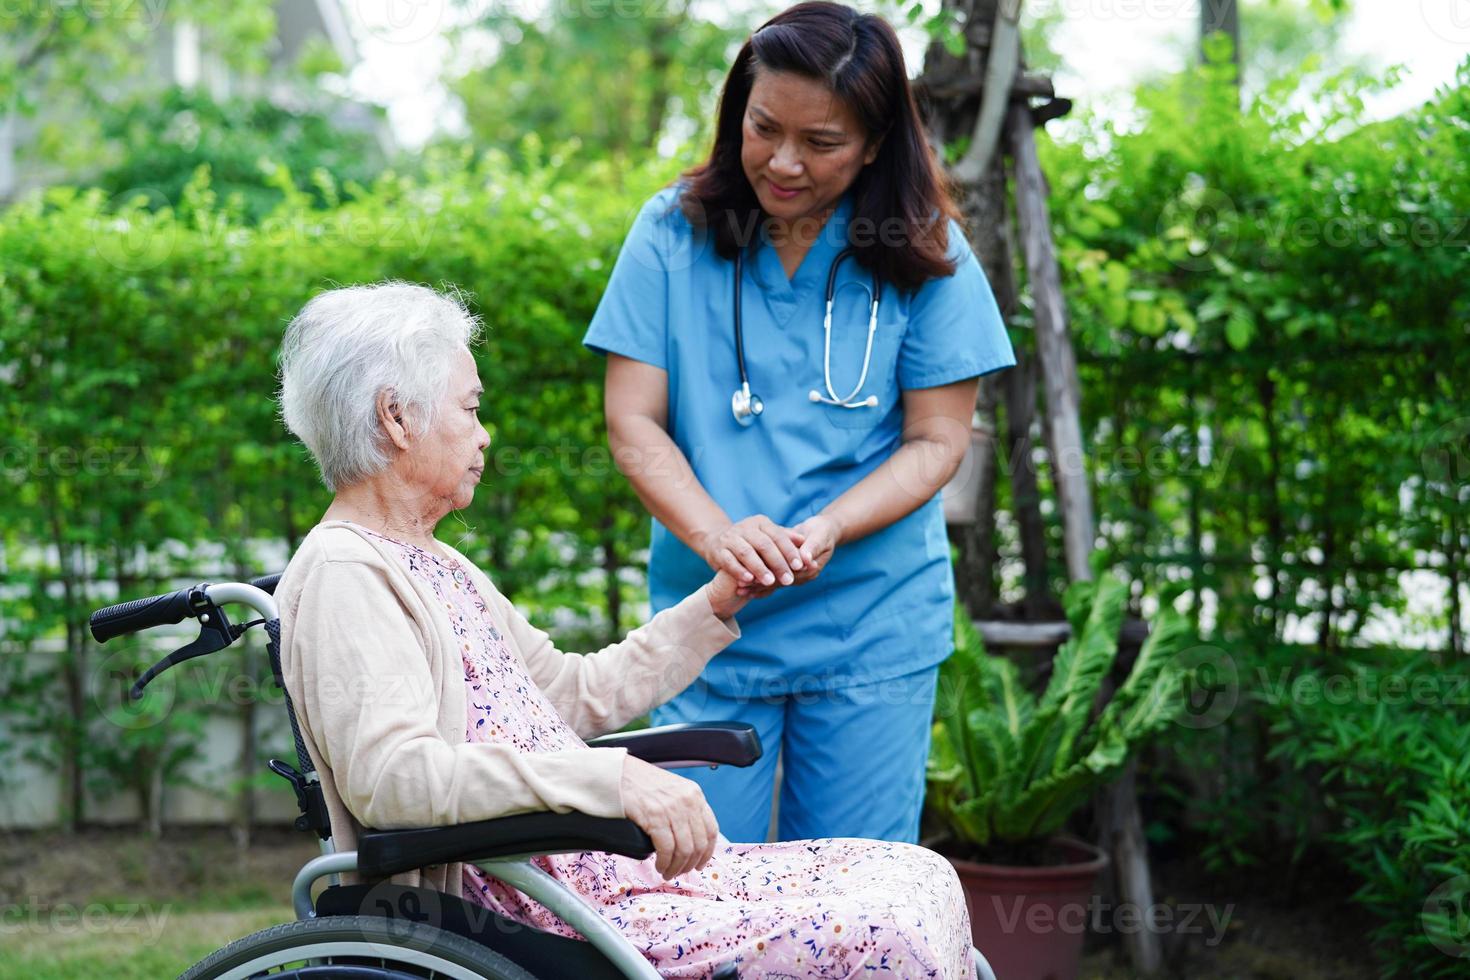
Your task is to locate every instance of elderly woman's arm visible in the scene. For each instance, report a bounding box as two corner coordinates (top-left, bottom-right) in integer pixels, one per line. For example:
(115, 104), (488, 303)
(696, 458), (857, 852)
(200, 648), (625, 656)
(485, 581), (742, 740)
(289, 559), (632, 829)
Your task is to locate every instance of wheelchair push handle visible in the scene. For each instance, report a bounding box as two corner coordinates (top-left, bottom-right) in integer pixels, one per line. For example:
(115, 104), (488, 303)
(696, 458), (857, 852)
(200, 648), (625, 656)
(88, 580), (282, 699)
(249, 572), (282, 595)
(89, 588), (197, 644)
(90, 578), (282, 645)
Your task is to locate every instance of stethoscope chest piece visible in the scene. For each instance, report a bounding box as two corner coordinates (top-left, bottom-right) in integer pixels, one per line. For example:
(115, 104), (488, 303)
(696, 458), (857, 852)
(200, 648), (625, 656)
(732, 384), (764, 427)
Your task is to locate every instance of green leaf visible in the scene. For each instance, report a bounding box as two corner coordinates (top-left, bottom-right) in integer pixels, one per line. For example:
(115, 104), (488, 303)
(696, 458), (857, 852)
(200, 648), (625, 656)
(1197, 292), (1231, 323)
(1225, 307), (1256, 350)
(1104, 261), (1131, 297)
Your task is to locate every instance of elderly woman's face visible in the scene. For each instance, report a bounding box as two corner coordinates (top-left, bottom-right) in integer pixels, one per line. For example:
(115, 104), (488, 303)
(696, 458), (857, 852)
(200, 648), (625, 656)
(399, 347), (489, 513)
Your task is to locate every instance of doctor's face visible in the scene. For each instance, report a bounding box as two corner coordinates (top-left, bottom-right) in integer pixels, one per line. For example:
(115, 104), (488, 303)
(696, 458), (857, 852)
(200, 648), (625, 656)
(740, 68), (880, 227)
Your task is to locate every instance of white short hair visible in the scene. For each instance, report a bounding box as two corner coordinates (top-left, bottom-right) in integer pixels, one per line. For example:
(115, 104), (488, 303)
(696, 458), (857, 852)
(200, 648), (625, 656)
(278, 282), (483, 491)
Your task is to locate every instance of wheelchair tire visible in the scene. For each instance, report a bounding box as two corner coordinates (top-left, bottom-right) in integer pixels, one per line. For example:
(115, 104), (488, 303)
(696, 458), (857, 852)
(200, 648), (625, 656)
(178, 914), (541, 980)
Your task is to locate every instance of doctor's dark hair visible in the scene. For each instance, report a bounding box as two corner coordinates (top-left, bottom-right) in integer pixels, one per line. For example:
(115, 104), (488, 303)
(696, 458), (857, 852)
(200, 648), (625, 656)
(679, 1), (959, 293)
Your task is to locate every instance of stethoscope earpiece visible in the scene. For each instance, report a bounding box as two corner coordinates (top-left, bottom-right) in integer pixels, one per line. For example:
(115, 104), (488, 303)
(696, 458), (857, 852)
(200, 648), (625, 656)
(809, 391), (879, 409)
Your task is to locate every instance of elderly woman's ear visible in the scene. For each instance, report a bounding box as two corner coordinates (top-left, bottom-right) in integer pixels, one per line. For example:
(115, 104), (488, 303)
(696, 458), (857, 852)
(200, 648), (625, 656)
(377, 390), (412, 450)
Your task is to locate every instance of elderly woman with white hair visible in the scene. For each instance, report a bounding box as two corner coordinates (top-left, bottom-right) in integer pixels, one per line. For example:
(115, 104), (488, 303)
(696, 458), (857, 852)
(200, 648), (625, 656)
(274, 281), (978, 979)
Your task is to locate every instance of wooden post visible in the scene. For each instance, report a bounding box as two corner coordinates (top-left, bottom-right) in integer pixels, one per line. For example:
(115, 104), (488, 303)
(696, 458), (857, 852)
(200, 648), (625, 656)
(1199, 0), (1242, 69)
(1006, 103), (1095, 584)
(922, 0), (1019, 619)
(1099, 761), (1161, 972)
(951, 0), (1021, 184)
(1002, 350), (1056, 618)
(944, 156), (1018, 617)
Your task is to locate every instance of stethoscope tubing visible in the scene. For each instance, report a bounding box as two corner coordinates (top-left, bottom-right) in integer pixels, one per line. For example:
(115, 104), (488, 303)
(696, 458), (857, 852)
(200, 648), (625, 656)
(732, 246), (882, 424)
(819, 286), (880, 407)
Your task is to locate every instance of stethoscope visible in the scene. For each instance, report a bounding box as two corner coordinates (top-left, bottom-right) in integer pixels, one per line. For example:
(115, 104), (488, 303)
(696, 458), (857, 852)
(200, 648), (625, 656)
(730, 246), (883, 427)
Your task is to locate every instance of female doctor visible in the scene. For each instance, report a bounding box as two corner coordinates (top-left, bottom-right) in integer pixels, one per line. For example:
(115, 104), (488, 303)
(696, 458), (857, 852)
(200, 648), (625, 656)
(583, 1), (1015, 844)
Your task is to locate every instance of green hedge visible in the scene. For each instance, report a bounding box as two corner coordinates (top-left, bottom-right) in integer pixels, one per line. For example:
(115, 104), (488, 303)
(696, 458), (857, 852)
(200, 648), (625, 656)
(1151, 642), (1470, 976)
(0, 147), (678, 828)
(1037, 56), (1470, 652)
(1269, 652), (1470, 977)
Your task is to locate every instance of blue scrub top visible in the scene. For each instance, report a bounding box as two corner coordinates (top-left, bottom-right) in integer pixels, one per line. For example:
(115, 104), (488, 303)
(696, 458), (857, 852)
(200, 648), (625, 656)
(584, 186), (1015, 696)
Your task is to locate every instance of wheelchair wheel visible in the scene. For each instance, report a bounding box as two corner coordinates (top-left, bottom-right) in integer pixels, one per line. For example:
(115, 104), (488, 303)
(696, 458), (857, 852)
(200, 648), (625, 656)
(179, 914), (540, 979)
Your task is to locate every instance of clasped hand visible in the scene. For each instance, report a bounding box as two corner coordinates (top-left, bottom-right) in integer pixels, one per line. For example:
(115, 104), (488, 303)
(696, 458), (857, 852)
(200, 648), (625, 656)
(699, 513), (840, 599)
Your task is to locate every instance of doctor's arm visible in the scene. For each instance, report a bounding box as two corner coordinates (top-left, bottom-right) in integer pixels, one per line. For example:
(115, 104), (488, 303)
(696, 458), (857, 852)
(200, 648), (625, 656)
(789, 378), (980, 582)
(604, 353), (806, 590)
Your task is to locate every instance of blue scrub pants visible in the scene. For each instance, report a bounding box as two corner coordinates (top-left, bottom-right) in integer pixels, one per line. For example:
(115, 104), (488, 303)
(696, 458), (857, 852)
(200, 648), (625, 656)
(649, 665), (940, 844)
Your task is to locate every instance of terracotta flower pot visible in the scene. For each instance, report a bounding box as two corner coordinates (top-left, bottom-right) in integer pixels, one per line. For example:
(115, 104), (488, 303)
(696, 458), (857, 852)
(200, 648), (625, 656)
(947, 837), (1109, 980)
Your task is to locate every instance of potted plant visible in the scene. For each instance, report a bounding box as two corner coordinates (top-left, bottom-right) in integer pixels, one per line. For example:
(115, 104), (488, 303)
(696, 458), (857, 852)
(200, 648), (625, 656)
(926, 572), (1194, 980)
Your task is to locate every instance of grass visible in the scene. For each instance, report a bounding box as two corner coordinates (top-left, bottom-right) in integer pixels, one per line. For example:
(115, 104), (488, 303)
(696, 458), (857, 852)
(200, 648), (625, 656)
(0, 826), (318, 979)
(0, 906), (291, 979)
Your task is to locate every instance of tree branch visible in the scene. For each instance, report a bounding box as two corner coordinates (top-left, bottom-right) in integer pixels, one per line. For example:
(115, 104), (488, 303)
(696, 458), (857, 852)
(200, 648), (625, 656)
(16, 18), (64, 74)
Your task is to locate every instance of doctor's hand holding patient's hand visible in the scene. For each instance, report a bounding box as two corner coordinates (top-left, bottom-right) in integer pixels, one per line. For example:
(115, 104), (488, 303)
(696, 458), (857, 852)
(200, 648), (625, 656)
(696, 515), (807, 591)
(731, 514), (843, 598)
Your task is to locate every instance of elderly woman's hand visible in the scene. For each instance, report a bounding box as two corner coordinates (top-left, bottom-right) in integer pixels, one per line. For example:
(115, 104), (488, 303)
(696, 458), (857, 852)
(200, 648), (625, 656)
(620, 755), (720, 880)
(705, 567), (751, 620)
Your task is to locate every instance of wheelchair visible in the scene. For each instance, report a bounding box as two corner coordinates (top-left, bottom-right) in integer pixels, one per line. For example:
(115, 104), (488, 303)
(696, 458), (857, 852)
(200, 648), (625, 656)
(90, 576), (998, 980)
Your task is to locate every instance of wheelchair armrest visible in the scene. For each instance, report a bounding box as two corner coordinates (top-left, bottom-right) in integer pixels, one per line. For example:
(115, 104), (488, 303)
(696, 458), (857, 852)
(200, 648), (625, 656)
(358, 811), (654, 878)
(585, 721), (762, 768)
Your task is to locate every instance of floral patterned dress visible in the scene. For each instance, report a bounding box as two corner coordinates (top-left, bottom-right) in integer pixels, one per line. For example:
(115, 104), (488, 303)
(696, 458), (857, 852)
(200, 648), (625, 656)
(365, 527), (974, 980)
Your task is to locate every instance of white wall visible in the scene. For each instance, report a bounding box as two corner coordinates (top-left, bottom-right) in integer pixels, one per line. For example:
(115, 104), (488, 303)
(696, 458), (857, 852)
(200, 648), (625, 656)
(0, 538), (304, 830)
(0, 629), (305, 830)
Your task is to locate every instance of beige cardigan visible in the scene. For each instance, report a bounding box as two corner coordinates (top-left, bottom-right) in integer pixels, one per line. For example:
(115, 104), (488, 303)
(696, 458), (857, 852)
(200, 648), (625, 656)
(276, 520), (741, 896)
